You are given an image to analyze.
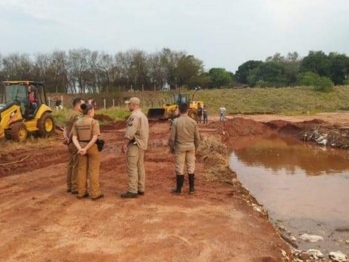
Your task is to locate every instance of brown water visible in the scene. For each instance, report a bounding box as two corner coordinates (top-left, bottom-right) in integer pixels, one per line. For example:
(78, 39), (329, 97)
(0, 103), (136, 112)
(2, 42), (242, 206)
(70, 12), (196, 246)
(229, 134), (349, 254)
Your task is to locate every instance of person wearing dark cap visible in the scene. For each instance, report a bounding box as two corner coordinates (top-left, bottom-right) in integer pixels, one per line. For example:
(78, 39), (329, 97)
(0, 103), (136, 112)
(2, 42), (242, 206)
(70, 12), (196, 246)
(121, 97), (149, 198)
(168, 103), (200, 194)
(72, 103), (104, 201)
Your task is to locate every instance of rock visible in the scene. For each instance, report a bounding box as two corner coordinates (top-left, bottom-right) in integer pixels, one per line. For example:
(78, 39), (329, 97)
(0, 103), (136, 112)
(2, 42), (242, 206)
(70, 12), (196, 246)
(298, 252), (311, 260)
(290, 236), (297, 242)
(307, 249), (324, 259)
(299, 233), (324, 243)
(345, 240), (349, 244)
(329, 251), (347, 262)
(279, 225), (286, 231)
(281, 249), (287, 257)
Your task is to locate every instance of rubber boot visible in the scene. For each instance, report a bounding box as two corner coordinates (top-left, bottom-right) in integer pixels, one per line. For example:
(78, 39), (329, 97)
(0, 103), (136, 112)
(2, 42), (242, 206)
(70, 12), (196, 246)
(172, 175), (184, 194)
(189, 174), (195, 194)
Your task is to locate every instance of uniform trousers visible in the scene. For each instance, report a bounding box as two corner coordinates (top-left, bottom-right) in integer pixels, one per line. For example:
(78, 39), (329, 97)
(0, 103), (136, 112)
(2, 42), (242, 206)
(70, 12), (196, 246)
(175, 149), (196, 175)
(66, 142), (78, 192)
(127, 144), (145, 193)
(77, 144), (101, 198)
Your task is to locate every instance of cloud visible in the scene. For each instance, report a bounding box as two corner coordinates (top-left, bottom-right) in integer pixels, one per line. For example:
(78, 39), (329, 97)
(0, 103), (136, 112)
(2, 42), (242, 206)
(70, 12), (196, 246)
(1, 0), (349, 71)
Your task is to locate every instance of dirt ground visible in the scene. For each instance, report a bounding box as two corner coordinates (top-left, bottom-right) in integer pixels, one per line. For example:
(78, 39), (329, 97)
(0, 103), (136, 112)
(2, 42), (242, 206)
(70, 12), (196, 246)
(1, 113), (348, 262)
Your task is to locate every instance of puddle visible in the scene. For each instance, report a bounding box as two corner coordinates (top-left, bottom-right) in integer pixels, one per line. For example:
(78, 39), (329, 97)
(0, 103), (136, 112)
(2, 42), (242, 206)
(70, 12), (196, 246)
(229, 134), (349, 253)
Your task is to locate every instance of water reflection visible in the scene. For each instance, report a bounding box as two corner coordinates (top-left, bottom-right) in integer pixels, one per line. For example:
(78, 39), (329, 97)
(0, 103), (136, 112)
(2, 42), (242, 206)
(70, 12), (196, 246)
(229, 135), (349, 251)
(232, 134), (349, 176)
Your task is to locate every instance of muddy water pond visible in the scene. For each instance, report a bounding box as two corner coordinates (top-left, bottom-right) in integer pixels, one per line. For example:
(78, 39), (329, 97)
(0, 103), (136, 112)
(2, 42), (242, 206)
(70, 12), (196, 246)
(229, 134), (349, 254)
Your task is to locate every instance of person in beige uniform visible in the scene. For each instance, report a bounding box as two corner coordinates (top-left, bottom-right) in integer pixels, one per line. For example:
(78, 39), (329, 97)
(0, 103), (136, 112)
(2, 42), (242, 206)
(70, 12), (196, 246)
(168, 103), (200, 194)
(121, 97), (149, 199)
(63, 98), (83, 194)
(72, 103), (104, 201)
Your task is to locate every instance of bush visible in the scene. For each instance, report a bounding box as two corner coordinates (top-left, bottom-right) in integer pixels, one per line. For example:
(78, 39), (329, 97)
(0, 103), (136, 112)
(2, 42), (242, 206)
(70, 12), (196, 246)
(297, 72), (319, 86)
(314, 76), (334, 92)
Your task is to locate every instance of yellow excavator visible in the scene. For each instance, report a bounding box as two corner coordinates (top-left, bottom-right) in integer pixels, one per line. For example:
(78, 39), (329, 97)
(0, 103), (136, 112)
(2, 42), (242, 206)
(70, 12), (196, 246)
(148, 93), (204, 121)
(0, 81), (55, 142)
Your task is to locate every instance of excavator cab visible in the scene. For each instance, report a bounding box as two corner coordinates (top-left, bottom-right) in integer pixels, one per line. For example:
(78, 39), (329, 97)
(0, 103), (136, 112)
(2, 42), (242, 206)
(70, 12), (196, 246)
(0, 81), (55, 141)
(147, 93), (202, 121)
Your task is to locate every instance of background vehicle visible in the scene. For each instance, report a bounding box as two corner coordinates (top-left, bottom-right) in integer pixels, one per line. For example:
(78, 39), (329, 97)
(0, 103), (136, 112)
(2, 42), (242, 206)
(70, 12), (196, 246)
(147, 93), (204, 121)
(0, 81), (55, 142)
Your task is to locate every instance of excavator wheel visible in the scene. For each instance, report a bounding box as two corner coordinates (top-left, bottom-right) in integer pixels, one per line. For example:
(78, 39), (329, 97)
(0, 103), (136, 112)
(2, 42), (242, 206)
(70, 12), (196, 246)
(37, 112), (55, 137)
(10, 122), (28, 142)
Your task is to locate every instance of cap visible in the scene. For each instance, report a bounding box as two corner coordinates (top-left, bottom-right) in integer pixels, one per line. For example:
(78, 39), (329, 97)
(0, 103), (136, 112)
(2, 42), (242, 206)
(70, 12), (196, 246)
(125, 97), (141, 105)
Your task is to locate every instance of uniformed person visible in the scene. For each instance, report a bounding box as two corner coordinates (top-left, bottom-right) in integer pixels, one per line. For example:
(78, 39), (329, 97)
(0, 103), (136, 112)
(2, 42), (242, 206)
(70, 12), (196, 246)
(168, 103), (200, 194)
(72, 103), (104, 201)
(63, 98), (83, 194)
(121, 97), (149, 198)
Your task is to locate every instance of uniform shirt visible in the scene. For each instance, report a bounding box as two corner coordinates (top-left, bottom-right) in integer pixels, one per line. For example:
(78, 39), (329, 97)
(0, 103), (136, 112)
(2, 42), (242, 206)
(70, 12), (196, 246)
(72, 116), (100, 141)
(125, 109), (149, 150)
(168, 114), (200, 151)
(65, 111), (81, 137)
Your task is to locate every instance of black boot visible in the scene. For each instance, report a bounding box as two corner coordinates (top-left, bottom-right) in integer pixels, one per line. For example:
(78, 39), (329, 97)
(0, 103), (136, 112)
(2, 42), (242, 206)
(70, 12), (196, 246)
(189, 174), (195, 194)
(172, 175), (184, 194)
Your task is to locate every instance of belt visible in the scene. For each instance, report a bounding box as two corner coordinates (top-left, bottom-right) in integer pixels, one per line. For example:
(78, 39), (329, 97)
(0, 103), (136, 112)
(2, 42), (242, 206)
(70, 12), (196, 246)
(129, 139), (137, 145)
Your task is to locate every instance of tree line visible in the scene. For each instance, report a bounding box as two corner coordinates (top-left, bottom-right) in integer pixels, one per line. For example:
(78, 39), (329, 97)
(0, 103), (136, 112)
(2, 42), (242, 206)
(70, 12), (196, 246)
(0, 48), (207, 93)
(0, 48), (348, 93)
(235, 51), (349, 91)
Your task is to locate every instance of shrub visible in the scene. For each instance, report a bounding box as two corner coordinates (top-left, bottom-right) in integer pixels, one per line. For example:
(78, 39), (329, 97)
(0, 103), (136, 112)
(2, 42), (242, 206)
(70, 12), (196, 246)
(314, 76), (334, 92)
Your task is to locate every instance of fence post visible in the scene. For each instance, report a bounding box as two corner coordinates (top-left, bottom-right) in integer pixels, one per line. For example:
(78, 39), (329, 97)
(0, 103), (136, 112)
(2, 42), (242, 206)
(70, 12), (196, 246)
(61, 95), (64, 108)
(104, 99), (106, 109)
(112, 99), (115, 107)
(48, 96), (51, 107)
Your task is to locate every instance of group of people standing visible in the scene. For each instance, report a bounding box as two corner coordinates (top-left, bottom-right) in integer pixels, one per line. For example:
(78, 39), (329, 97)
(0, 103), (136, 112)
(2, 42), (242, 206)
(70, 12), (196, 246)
(63, 97), (200, 200)
(196, 104), (208, 124)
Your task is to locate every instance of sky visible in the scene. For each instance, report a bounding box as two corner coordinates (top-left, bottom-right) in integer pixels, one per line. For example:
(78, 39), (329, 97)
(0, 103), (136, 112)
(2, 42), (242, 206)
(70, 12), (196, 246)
(0, 0), (349, 72)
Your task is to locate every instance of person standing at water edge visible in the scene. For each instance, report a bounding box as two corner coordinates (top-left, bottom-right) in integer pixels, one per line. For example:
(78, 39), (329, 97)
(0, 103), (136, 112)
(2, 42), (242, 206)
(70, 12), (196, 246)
(121, 97), (149, 198)
(63, 98), (83, 194)
(168, 103), (200, 194)
(219, 105), (226, 121)
(72, 103), (104, 201)
(203, 106), (208, 124)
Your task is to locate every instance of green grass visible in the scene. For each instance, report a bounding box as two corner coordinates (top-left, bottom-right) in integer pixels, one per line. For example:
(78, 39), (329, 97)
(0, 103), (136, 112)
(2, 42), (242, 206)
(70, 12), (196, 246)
(49, 86), (349, 117)
(52, 109), (69, 126)
(96, 107), (131, 123)
(52, 107), (131, 127)
(193, 86), (349, 115)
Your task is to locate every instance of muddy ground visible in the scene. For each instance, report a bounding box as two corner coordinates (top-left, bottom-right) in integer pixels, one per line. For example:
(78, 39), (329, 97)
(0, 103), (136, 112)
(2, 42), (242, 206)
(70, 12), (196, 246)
(1, 113), (349, 262)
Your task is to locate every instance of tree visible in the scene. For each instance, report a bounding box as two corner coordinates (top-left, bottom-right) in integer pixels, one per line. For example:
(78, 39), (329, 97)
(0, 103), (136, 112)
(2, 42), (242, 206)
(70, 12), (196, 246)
(2, 53), (33, 80)
(208, 68), (232, 88)
(148, 52), (168, 89)
(300, 51), (331, 77)
(247, 62), (286, 87)
(175, 54), (203, 87)
(188, 73), (212, 89)
(297, 71), (320, 86)
(235, 60), (263, 84)
(328, 52), (349, 85)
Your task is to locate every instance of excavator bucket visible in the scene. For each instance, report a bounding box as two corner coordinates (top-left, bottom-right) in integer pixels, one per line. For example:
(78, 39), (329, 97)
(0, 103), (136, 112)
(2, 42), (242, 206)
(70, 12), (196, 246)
(147, 108), (167, 121)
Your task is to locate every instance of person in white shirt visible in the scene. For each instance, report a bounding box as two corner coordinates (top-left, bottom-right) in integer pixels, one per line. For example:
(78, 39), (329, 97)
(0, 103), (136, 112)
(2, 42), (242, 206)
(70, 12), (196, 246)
(219, 105), (226, 121)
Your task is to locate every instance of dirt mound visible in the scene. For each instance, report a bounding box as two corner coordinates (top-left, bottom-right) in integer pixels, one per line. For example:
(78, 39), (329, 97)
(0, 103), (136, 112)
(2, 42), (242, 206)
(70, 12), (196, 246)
(265, 120), (289, 129)
(114, 120), (126, 129)
(208, 117), (271, 137)
(94, 114), (114, 122)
